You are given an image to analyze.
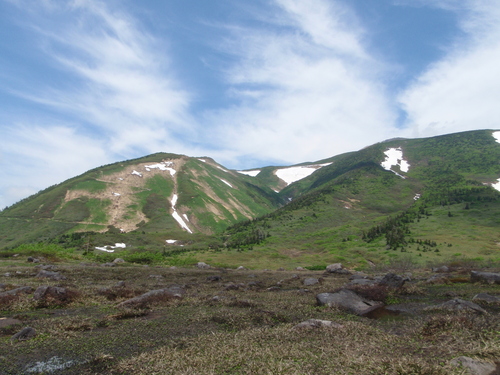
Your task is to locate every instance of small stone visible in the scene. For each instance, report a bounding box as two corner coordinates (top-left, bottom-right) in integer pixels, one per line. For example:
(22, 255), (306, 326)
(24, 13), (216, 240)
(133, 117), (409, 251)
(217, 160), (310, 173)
(295, 267), (305, 271)
(450, 356), (497, 375)
(113, 258), (125, 264)
(11, 327), (36, 341)
(236, 266), (246, 270)
(432, 266), (450, 273)
(197, 262), (211, 269)
(316, 289), (384, 316)
(293, 319), (343, 329)
(303, 278), (319, 286)
(36, 270), (66, 281)
(207, 275), (222, 282)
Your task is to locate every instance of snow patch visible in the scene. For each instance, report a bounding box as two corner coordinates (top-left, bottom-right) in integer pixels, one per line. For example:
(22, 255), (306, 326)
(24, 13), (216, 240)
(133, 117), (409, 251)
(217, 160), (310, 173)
(166, 239), (177, 244)
(413, 194), (421, 200)
(381, 148), (410, 178)
(183, 214), (189, 222)
(492, 178), (500, 192)
(237, 169), (261, 177)
(198, 159), (207, 162)
(95, 247), (114, 253)
(493, 131), (500, 143)
(219, 178), (233, 188)
(145, 162), (176, 176)
(114, 243), (126, 248)
(217, 166), (229, 172)
(275, 163), (331, 185)
(170, 194), (192, 233)
(112, 192), (121, 196)
(131, 170), (142, 177)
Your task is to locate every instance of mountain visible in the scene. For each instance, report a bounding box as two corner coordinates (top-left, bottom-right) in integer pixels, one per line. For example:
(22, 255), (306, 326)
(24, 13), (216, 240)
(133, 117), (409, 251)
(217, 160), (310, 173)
(222, 129), (500, 266)
(0, 153), (286, 249)
(1, 129), (500, 267)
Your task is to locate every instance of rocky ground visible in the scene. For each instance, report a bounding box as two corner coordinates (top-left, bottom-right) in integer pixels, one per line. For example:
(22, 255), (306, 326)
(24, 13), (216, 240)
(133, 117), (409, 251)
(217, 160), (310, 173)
(1, 259), (500, 374)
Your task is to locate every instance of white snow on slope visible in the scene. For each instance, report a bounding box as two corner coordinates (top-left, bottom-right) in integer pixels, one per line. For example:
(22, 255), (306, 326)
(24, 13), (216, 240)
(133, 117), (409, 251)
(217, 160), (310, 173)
(217, 166), (229, 172)
(95, 243), (126, 253)
(166, 239), (177, 244)
(237, 170), (261, 177)
(492, 179), (500, 192)
(219, 179), (233, 188)
(381, 148), (410, 178)
(493, 131), (500, 143)
(275, 163), (331, 185)
(131, 170), (142, 177)
(145, 162), (176, 176)
(170, 194), (192, 233)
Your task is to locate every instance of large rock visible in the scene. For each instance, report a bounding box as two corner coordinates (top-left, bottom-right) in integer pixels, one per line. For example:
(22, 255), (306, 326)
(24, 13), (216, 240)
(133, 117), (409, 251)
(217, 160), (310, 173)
(117, 287), (184, 308)
(33, 286), (73, 305)
(36, 270), (66, 281)
(472, 293), (500, 304)
(11, 327), (36, 341)
(0, 286), (34, 298)
(316, 289), (384, 315)
(424, 298), (488, 314)
(450, 356), (497, 375)
(471, 271), (500, 284)
(303, 278), (320, 286)
(379, 273), (405, 288)
(325, 263), (350, 274)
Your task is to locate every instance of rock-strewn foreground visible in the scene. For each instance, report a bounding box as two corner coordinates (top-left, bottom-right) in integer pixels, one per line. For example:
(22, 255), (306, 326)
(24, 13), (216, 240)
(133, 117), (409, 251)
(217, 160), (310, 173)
(1, 260), (500, 374)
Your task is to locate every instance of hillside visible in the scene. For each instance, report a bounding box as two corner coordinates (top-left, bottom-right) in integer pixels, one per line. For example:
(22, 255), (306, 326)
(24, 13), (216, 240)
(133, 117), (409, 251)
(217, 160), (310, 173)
(0, 153), (285, 249)
(219, 129), (500, 268)
(1, 129), (500, 269)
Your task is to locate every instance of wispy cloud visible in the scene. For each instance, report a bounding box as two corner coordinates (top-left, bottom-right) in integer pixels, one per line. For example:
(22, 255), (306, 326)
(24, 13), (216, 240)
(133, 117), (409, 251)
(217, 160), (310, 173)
(206, 0), (397, 167)
(4, 0), (192, 155)
(399, 0), (500, 137)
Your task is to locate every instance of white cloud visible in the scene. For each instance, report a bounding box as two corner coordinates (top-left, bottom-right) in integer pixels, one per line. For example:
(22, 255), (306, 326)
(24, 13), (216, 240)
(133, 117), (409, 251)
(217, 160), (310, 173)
(206, 0), (396, 166)
(399, 0), (500, 137)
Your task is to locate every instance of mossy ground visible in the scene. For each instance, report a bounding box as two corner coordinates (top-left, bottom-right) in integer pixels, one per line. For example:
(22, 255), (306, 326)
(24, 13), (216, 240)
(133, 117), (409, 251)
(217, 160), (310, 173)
(1, 258), (500, 374)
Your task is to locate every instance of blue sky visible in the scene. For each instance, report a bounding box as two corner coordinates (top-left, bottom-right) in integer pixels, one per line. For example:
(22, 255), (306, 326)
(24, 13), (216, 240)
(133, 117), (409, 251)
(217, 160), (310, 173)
(1, 0), (500, 209)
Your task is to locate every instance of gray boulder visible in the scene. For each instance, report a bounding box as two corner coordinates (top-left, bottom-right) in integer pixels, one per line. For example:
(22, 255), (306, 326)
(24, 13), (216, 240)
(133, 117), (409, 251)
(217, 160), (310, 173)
(36, 270), (66, 281)
(424, 298), (488, 314)
(471, 271), (500, 284)
(113, 258), (125, 264)
(472, 293), (500, 304)
(0, 286), (34, 298)
(117, 287), (184, 308)
(316, 289), (384, 315)
(425, 274), (450, 284)
(293, 319), (343, 329)
(450, 356), (497, 375)
(325, 263), (350, 274)
(379, 273), (405, 288)
(197, 262), (211, 269)
(303, 278), (320, 286)
(33, 286), (69, 301)
(11, 327), (36, 341)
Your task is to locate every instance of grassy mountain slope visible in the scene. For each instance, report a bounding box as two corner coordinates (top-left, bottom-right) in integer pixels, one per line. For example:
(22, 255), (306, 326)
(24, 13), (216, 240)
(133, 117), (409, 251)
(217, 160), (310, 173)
(219, 130), (500, 268)
(0, 153), (283, 249)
